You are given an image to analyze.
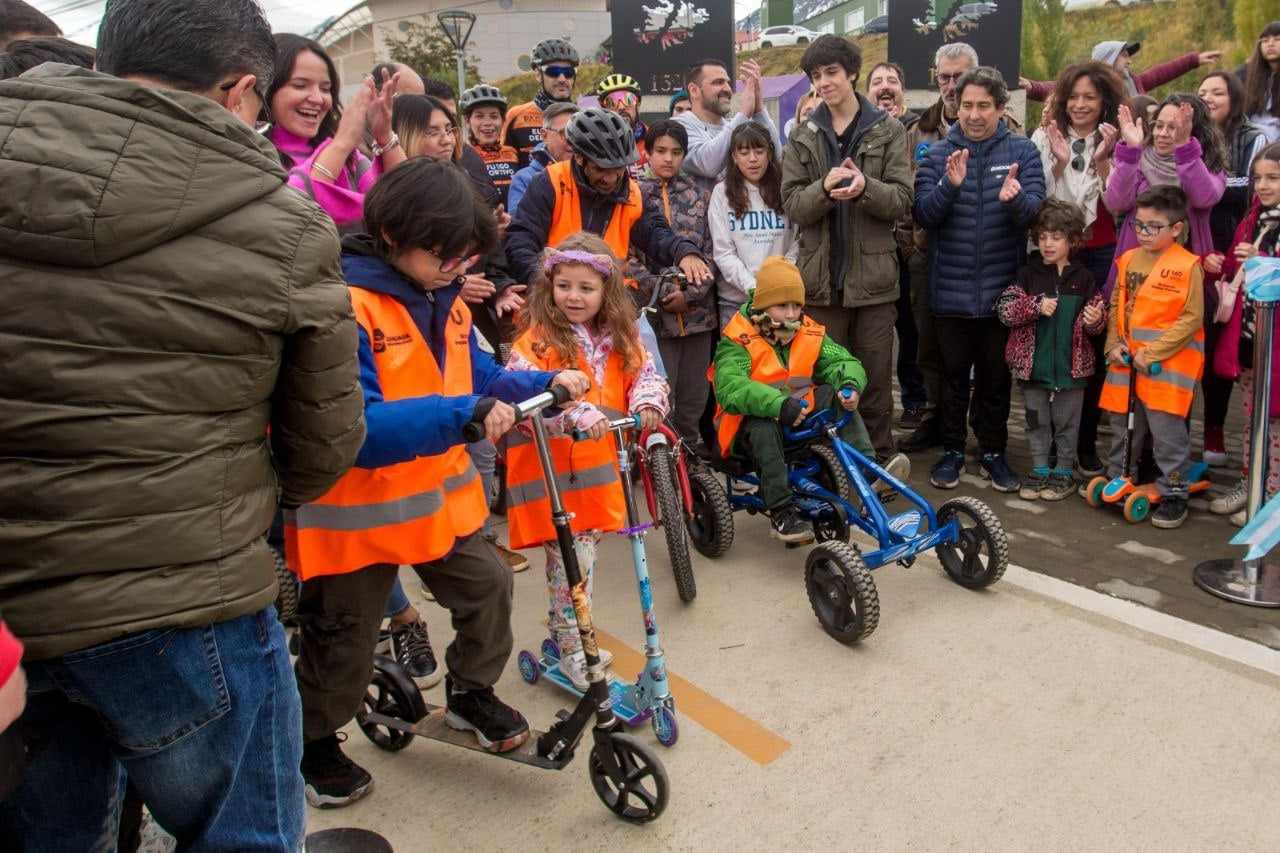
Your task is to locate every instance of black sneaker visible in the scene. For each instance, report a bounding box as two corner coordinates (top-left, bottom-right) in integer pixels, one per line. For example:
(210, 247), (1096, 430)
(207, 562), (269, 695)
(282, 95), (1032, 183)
(980, 452), (1020, 493)
(769, 504), (815, 544)
(391, 619), (443, 688)
(1039, 470), (1076, 502)
(900, 419), (943, 453)
(930, 450), (964, 489)
(898, 405), (928, 430)
(1151, 496), (1189, 529)
(444, 677), (531, 753)
(301, 733), (373, 808)
(1075, 448), (1104, 479)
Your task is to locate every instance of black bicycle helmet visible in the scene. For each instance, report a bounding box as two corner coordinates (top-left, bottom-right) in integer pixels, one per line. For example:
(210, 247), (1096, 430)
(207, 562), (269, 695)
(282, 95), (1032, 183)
(460, 84), (508, 117)
(532, 38), (579, 68)
(565, 108), (637, 168)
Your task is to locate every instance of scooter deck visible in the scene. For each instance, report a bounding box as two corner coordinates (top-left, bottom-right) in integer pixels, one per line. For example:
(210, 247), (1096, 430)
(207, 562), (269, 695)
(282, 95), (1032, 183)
(362, 707), (573, 770)
(536, 655), (657, 725)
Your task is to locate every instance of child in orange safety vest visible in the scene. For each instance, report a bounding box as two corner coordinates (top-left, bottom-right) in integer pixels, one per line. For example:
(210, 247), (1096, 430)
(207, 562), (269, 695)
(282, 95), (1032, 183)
(1100, 185), (1206, 530)
(505, 232), (669, 691)
(709, 257), (910, 545)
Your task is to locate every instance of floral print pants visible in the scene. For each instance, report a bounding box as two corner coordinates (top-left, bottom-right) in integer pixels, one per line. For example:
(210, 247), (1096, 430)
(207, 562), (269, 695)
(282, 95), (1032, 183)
(543, 532), (601, 655)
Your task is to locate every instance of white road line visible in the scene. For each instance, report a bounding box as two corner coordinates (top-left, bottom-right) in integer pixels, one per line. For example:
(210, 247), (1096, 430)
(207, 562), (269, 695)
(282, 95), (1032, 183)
(959, 473), (989, 489)
(1012, 527), (1067, 548)
(1005, 499), (1047, 515)
(1002, 564), (1280, 678)
(1116, 539), (1183, 566)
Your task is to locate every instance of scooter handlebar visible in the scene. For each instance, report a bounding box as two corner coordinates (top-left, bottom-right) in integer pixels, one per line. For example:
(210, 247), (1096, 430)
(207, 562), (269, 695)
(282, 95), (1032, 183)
(572, 414), (642, 441)
(462, 385), (576, 442)
(1120, 352), (1162, 375)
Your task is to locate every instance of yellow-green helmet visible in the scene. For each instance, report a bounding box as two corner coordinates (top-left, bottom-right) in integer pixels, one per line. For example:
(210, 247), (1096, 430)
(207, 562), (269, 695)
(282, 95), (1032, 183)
(596, 73), (641, 100)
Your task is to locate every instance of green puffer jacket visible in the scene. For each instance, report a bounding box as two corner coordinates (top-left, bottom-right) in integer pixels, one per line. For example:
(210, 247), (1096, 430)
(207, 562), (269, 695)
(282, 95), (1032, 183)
(781, 96), (913, 309)
(712, 297), (868, 419)
(0, 67), (366, 659)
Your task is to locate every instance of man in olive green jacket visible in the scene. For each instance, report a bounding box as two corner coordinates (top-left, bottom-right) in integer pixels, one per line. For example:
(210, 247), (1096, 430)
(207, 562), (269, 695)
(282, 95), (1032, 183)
(782, 35), (913, 458)
(0, 0), (364, 846)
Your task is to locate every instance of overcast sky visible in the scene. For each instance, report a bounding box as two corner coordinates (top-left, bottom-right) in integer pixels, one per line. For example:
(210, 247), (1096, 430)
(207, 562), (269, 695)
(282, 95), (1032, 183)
(35, 1), (765, 45)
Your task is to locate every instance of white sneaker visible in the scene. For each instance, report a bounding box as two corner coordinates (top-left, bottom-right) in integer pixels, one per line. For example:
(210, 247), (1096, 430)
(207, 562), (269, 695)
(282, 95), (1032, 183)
(1231, 509), (1247, 528)
(1203, 449), (1229, 467)
(1210, 481), (1248, 515)
(877, 452), (911, 491)
(557, 648), (613, 692)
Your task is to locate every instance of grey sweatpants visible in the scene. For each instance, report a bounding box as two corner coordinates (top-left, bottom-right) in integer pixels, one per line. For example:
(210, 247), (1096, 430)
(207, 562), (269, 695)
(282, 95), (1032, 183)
(1104, 402), (1193, 498)
(1022, 386), (1084, 471)
(468, 440), (498, 540)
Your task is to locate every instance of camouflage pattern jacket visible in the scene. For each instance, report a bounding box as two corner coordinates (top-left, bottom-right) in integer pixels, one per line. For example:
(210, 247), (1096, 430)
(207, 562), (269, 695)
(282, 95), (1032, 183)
(628, 173), (719, 338)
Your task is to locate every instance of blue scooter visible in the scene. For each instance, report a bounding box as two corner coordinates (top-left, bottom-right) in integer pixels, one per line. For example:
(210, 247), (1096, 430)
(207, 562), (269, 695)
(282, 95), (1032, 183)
(517, 415), (678, 747)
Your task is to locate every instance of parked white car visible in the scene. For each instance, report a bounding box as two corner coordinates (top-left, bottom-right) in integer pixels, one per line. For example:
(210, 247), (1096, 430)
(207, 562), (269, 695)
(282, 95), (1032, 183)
(759, 25), (822, 49)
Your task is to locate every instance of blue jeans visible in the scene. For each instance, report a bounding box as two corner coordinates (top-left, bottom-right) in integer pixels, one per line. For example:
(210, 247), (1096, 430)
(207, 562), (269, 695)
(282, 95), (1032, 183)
(0, 609), (304, 852)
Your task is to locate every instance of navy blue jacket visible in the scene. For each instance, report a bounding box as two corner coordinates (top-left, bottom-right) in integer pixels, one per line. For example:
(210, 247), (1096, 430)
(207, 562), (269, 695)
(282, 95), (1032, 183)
(340, 241), (556, 469)
(505, 159), (702, 285)
(913, 122), (1045, 318)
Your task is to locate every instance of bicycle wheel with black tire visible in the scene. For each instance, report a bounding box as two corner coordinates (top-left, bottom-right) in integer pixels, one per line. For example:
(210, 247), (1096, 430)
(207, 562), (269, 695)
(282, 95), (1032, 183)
(935, 496), (1009, 588)
(804, 541), (879, 644)
(648, 443), (696, 602)
(687, 465), (734, 558)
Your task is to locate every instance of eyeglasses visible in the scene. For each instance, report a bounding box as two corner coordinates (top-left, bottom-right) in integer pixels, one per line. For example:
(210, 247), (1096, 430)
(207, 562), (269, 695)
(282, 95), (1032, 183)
(936, 72), (964, 85)
(1133, 219), (1176, 236)
(544, 65), (576, 79)
(424, 125), (456, 141)
(605, 92), (638, 108)
(428, 248), (469, 274)
(1071, 137), (1087, 172)
(220, 78), (272, 122)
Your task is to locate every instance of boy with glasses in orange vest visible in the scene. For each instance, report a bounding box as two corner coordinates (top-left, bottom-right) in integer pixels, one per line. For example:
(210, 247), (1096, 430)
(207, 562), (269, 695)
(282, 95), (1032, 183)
(710, 257), (910, 544)
(1100, 185), (1206, 529)
(285, 160), (590, 808)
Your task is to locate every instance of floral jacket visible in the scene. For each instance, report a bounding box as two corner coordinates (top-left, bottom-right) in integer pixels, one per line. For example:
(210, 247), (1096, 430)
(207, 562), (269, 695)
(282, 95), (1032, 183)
(996, 257), (1108, 383)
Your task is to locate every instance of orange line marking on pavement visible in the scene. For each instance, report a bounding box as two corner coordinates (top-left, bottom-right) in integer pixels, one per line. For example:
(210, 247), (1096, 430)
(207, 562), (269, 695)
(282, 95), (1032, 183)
(594, 629), (791, 766)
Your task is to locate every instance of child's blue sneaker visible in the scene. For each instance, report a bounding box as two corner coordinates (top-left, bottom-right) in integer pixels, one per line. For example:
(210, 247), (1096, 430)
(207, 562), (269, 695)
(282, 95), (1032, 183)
(980, 453), (1020, 493)
(930, 450), (965, 489)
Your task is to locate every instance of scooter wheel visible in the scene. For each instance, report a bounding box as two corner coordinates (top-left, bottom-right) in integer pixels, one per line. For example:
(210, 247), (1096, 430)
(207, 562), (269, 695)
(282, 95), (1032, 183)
(805, 541), (879, 644)
(357, 670), (418, 752)
(517, 650), (540, 685)
(1124, 492), (1151, 523)
(687, 465), (735, 559)
(652, 704), (679, 748)
(1084, 476), (1108, 508)
(540, 638), (560, 662)
(936, 496), (1009, 588)
(588, 732), (670, 822)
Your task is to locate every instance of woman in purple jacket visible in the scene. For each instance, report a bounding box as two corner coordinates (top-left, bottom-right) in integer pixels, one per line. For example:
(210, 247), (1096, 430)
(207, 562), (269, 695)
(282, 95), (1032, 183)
(264, 34), (406, 231)
(1103, 94), (1228, 294)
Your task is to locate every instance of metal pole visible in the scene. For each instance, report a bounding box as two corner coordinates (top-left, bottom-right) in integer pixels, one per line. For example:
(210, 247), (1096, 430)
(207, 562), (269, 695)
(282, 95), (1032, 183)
(455, 50), (466, 110)
(1193, 301), (1280, 606)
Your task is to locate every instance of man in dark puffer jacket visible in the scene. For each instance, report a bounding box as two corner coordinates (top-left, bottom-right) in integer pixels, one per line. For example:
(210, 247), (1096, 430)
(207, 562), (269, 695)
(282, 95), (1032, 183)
(913, 66), (1045, 492)
(0, 0), (364, 847)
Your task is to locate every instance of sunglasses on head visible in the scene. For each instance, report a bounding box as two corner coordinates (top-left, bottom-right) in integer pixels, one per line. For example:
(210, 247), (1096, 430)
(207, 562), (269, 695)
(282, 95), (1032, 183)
(544, 65), (576, 79)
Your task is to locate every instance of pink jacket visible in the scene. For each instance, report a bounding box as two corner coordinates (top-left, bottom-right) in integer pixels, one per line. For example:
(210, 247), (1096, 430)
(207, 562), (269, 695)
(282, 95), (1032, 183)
(1214, 199), (1280, 418)
(270, 127), (380, 229)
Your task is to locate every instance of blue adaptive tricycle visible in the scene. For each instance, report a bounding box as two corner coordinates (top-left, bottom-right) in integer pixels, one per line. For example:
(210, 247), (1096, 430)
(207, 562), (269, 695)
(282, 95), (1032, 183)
(694, 389), (1009, 644)
(517, 415), (678, 747)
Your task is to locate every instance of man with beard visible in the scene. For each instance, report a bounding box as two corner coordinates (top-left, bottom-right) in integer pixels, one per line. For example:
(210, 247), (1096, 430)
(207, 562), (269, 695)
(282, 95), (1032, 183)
(899, 42), (979, 453)
(502, 38), (578, 170)
(597, 73), (648, 177)
(675, 57), (779, 181)
(867, 60), (929, 432)
(505, 108), (714, 290)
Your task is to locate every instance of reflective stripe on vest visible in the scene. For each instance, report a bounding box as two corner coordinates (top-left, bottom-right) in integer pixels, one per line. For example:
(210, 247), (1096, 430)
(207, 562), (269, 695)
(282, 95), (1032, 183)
(1098, 245), (1205, 418)
(707, 312), (825, 457)
(504, 329), (630, 549)
(284, 290), (488, 579)
(545, 159), (643, 267)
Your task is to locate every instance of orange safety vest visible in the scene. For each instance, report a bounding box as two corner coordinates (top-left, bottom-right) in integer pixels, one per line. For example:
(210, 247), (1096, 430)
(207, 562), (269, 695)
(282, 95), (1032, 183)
(545, 159), (644, 270)
(707, 312), (825, 457)
(1099, 244), (1205, 418)
(284, 290), (488, 579)
(504, 329), (630, 549)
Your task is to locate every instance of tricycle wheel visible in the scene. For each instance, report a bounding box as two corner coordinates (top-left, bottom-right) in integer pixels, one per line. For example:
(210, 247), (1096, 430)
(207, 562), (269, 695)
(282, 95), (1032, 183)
(810, 443), (855, 505)
(651, 704), (679, 747)
(588, 732), (669, 822)
(687, 465), (734, 558)
(517, 650), (540, 684)
(270, 543), (298, 625)
(1123, 492), (1150, 523)
(812, 500), (851, 544)
(648, 443), (696, 602)
(357, 670), (419, 752)
(1084, 476), (1108, 508)
(936, 496), (1009, 588)
(804, 542), (879, 644)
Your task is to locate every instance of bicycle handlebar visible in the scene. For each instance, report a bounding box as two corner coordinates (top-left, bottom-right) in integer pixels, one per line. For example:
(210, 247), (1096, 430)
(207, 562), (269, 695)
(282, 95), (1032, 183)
(462, 384), (574, 443)
(572, 414), (643, 441)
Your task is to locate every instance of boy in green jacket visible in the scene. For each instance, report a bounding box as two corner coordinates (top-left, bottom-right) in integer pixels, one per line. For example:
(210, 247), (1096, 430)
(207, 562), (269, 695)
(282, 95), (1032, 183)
(711, 257), (910, 543)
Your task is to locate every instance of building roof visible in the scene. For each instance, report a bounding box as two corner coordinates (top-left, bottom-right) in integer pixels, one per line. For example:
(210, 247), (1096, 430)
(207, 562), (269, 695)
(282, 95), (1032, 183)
(310, 1), (373, 47)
